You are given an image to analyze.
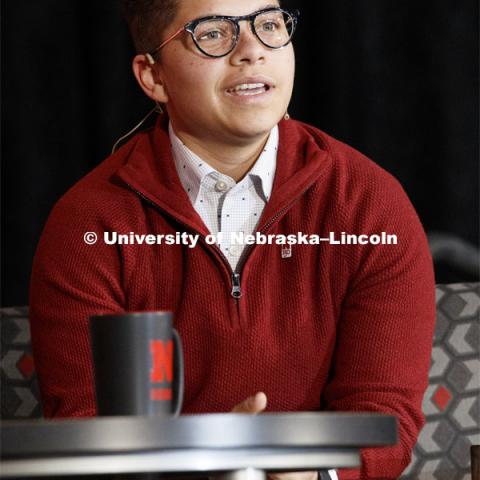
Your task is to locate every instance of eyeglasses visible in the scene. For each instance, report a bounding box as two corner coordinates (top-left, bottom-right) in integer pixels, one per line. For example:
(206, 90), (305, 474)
(147, 7), (300, 62)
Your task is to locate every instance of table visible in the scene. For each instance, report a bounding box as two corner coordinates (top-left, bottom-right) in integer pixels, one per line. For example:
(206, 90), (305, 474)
(1, 413), (397, 478)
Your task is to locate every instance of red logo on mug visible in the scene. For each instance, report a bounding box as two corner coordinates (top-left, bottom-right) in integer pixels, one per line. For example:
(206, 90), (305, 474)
(150, 339), (173, 401)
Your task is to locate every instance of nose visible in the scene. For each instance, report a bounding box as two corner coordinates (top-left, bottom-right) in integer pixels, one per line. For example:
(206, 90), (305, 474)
(229, 21), (266, 65)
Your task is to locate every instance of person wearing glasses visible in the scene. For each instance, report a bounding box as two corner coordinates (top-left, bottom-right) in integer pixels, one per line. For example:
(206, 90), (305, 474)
(29, 1), (436, 480)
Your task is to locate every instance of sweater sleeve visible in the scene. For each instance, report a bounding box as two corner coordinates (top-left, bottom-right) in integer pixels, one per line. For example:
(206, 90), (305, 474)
(322, 169), (436, 480)
(29, 191), (126, 418)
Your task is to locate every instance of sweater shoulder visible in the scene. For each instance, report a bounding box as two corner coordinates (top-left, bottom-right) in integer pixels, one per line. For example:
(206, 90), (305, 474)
(290, 120), (412, 212)
(38, 135), (159, 248)
(290, 122), (433, 288)
(326, 131), (403, 196)
(294, 120), (402, 190)
(50, 133), (149, 224)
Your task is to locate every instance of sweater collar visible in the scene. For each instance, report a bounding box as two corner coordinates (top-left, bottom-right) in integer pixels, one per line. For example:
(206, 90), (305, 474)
(115, 114), (332, 236)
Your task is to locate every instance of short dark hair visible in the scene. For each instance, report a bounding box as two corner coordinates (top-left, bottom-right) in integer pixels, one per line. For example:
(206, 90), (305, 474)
(121, 0), (179, 54)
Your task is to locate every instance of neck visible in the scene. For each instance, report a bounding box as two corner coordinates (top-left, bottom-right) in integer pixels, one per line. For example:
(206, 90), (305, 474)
(171, 125), (271, 182)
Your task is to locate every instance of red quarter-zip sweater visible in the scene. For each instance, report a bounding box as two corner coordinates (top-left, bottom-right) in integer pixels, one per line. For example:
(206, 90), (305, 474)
(29, 115), (436, 480)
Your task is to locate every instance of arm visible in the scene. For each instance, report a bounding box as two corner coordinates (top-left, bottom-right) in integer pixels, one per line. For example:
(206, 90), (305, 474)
(29, 194), (126, 417)
(322, 175), (436, 480)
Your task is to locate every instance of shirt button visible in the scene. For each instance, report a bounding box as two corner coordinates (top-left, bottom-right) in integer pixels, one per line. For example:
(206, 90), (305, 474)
(215, 181), (228, 192)
(229, 245), (241, 257)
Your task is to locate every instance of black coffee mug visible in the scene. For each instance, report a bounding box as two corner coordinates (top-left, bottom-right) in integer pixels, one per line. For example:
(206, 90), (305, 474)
(90, 311), (183, 417)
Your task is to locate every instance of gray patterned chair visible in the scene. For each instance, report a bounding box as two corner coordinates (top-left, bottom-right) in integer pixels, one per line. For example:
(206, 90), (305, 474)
(401, 283), (480, 480)
(1, 306), (42, 418)
(1, 284), (479, 479)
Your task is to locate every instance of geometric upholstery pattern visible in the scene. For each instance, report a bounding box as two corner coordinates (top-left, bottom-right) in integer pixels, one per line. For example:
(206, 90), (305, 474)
(1, 284), (479, 479)
(0, 306), (42, 419)
(401, 283), (480, 480)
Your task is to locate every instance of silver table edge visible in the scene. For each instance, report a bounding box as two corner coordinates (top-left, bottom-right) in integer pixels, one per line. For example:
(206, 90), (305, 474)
(0, 448), (360, 478)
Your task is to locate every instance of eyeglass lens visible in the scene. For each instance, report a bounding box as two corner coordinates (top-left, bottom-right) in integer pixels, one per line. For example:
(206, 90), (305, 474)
(193, 10), (295, 57)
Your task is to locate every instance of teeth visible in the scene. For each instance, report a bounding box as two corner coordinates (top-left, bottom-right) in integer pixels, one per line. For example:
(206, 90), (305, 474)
(230, 83), (266, 92)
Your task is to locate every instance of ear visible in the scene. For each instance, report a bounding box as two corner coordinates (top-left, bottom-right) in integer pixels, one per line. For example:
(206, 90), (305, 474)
(132, 54), (169, 104)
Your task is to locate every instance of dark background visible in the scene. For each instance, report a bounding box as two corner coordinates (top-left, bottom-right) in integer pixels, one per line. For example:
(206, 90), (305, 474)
(1, 0), (479, 307)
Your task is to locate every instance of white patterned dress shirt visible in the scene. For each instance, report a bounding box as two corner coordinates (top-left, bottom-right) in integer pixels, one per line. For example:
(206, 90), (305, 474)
(169, 122), (278, 271)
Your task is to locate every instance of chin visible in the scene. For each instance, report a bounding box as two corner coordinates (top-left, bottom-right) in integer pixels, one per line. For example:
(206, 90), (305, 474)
(227, 112), (280, 139)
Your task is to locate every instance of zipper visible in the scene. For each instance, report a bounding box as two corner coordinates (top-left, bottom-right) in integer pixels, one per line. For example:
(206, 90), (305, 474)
(231, 273), (242, 299)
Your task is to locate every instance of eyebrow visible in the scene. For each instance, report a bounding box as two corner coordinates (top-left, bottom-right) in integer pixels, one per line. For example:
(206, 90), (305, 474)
(207, 4), (281, 17)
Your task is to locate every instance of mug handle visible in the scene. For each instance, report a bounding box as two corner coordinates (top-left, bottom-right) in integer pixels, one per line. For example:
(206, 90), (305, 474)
(172, 329), (184, 417)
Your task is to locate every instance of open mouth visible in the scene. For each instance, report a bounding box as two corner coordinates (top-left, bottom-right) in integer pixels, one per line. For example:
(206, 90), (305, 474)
(226, 83), (271, 96)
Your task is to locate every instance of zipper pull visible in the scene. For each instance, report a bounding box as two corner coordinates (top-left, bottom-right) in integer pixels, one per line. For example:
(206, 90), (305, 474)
(231, 273), (242, 299)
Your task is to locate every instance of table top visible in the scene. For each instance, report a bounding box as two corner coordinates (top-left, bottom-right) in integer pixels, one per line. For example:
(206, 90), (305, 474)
(2, 412), (397, 457)
(1, 413), (397, 477)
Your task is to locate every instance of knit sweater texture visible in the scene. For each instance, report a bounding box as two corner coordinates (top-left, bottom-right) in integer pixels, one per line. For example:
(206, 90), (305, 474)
(29, 115), (436, 480)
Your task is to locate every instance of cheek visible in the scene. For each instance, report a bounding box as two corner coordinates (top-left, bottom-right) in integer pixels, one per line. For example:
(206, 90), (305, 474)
(167, 60), (219, 100)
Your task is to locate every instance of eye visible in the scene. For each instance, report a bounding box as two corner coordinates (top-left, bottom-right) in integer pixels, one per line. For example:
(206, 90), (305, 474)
(260, 21), (280, 32)
(198, 30), (225, 41)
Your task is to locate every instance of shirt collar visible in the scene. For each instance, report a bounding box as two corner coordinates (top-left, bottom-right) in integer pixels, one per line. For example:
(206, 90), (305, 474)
(169, 122), (278, 204)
